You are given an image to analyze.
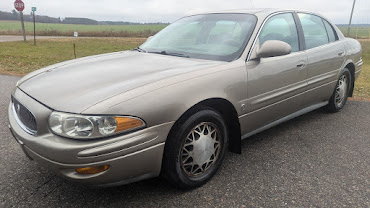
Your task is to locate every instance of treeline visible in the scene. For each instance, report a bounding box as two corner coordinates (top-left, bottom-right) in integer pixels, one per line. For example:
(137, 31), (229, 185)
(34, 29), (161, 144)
(63, 17), (98, 25)
(0, 10), (168, 25)
(99, 21), (168, 25)
(0, 10), (61, 23)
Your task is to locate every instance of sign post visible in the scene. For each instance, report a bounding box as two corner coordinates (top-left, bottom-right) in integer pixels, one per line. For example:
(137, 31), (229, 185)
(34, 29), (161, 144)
(14, 0), (26, 42)
(32, 7), (36, 45)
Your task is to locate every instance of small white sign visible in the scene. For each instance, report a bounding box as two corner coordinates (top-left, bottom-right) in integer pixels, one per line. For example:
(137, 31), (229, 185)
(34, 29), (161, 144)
(74, 32), (78, 37)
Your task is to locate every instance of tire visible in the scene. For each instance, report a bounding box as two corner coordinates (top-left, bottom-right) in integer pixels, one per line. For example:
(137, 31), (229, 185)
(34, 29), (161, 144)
(326, 68), (352, 112)
(162, 107), (228, 189)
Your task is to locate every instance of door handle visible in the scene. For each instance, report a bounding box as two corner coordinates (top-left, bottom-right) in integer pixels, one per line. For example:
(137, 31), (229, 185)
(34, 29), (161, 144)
(296, 61), (306, 69)
(338, 51), (345, 56)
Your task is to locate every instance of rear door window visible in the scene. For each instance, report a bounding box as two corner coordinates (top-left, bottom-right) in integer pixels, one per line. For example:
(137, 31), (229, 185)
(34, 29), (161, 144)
(298, 13), (329, 49)
(323, 20), (338, 42)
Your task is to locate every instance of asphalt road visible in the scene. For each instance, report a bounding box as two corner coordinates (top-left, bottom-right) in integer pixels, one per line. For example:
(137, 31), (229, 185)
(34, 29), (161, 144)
(0, 74), (369, 207)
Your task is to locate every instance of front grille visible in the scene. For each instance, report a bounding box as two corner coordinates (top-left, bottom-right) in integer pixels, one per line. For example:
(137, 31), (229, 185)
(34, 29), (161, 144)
(12, 98), (37, 135)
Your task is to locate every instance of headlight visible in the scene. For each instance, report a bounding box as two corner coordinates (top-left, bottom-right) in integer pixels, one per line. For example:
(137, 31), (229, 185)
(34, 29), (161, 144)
(49, 112), (145, 139)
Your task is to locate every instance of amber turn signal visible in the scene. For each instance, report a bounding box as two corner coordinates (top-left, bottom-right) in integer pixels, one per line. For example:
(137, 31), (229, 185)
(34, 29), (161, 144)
(114, 117), (144, 133)
(75, 165), (109, 174)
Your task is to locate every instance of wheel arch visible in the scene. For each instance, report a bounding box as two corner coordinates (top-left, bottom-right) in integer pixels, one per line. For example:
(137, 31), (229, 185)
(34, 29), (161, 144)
(344, 62), (355, 97)
(165, 98), (242, 155)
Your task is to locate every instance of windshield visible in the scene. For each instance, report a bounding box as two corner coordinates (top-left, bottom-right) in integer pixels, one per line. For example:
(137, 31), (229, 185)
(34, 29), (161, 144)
(140, 13), (257, 62)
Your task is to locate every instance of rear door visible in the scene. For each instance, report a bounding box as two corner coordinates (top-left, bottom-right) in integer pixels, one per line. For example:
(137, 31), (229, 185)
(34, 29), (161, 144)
(297, 13), (346, 107)
(242, 12), (308, 135)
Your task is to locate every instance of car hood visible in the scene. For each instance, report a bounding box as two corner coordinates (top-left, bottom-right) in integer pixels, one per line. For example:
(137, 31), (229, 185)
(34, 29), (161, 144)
(19, 51), (223, 113)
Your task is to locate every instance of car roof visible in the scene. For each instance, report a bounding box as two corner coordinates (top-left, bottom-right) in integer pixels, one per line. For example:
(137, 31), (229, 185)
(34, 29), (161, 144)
(204, 8), (279, 14)
(197, 8), (318, 17)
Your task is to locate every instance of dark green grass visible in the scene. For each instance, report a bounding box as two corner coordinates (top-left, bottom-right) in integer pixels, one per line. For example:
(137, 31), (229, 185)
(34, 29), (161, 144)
(339, 26), (370, 39)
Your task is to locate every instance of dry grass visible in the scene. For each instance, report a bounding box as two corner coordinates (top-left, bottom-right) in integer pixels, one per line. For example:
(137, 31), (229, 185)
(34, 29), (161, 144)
(0, 29), (158, 38)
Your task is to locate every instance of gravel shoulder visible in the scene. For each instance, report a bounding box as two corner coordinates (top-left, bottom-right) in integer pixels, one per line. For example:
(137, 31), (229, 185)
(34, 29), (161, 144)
(0, 35), (77, 42)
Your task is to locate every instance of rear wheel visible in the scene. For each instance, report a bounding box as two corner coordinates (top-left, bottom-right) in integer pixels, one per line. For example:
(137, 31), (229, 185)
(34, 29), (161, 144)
(327, 68), (352, 112)
(162, 108), (228, 189)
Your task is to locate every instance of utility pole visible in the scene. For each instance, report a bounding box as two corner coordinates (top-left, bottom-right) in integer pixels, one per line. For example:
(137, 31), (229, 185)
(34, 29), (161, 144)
(347, 0), (357, 37)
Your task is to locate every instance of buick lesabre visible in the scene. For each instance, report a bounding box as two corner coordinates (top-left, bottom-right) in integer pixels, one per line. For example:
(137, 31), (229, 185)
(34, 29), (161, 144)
(8, 9), (362, 188)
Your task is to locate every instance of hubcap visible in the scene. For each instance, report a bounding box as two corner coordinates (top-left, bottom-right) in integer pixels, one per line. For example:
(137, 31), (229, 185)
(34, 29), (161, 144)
(335, 74), (348, 107)
(180, 122), (221, 177)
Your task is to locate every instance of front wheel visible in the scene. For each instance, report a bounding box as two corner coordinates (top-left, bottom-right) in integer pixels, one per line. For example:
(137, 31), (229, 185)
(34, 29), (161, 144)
(326, 68), (352, 112)
(162, 108), (228, 189)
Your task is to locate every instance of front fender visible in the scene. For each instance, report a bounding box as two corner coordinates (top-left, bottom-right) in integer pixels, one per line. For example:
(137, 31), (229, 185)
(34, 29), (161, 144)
(82, 60), (247, 129)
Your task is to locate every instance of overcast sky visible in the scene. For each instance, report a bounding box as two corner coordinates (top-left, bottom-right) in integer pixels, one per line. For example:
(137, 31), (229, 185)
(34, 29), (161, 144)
(1, 0), (369, 24)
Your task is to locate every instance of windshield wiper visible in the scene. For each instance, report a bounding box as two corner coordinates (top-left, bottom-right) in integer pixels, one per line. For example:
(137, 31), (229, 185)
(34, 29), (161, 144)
(149, 51), (190, 58)
(132, 47), (147, 53)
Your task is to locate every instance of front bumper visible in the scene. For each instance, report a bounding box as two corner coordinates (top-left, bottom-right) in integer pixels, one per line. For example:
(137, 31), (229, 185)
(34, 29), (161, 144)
(8, 88), (174, 187)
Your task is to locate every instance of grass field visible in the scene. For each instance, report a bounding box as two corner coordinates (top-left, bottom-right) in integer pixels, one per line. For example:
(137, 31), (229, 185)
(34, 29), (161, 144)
(338, 27), (370, 39)
(0, 20), (167, 37)
(353, 39), (370, 99)
(0, 38), (145, 75)
(0, 38), (369, 98)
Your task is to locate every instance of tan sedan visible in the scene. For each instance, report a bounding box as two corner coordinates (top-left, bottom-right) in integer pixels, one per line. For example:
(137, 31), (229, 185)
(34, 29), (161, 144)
(8, 9), (362, 188)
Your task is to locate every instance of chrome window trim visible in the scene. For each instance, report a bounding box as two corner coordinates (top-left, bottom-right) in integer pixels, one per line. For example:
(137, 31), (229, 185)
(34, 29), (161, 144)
(12, 102), (37, 135)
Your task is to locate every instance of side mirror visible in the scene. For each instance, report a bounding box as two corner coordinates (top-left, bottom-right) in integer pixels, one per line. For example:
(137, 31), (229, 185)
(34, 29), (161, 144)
(257, 40), (291, 58)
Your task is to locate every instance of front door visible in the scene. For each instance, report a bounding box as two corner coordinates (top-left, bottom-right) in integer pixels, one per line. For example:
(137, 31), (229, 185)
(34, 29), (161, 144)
(241, 12), (308, 135)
